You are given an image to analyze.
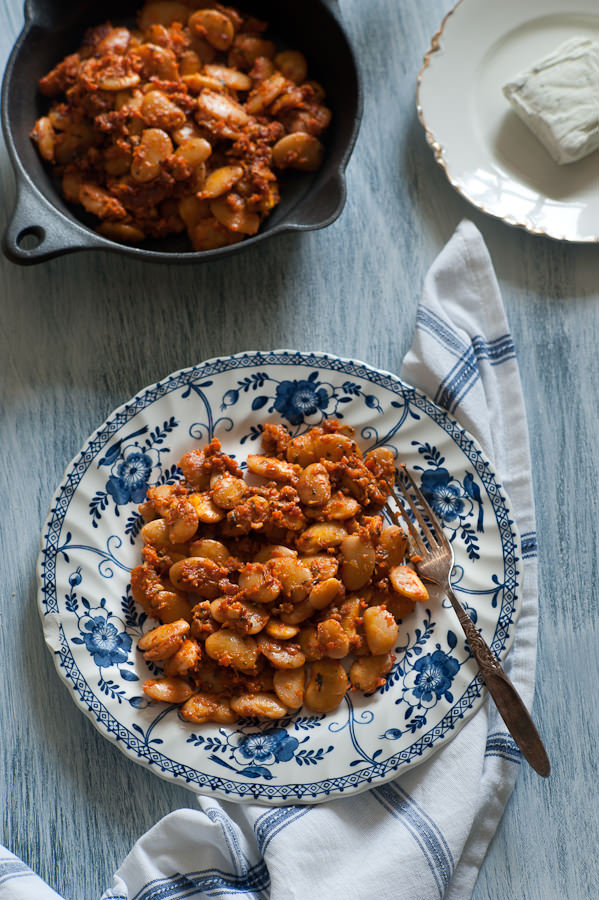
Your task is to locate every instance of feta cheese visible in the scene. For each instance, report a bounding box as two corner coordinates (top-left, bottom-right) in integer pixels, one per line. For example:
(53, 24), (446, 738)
(502, 37), (599, 165)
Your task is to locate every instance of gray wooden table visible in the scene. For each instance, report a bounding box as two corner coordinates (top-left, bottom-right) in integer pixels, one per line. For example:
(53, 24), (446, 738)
(2, 1), (598, 898)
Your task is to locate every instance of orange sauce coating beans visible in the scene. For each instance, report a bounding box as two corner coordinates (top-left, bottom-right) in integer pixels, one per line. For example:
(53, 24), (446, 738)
(132, 419), (430, 723)
(30, 2), (331, 250)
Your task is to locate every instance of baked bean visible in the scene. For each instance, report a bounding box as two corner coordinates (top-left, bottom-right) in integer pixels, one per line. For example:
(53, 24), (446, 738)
(274, 50), (308, 84)
(169, 556), (228, 598)
(308, 577), (344, 610)
(79, 184), (127, 220)
(204, 64), (252, 91)
(298, 625), (322, 661)
(167, 502), (199, 545)
(180, 692), (237, 724)
(254, 544), (297, 563)
(268, 557), (312, 602)
(300, 555), (339, 580)
(257, 634), (306, 669)
(188, 492), (225, 523)
(189, 9), (235, 51)
(304, 660), (348, 713)
(97, 26), (131, 55)
(179, 49), (202, 76)
(134, 43), (179, 80)
(384, 594), (416, 620)
(279, 599), (314, 626)
(210, 472), (247, 508)
(273, 666), (305, 709)
(389, 565), (429, 602)
(143, 676), (195, 704)
(246, 454), (299, 482)
(317, 619), (350, 659)
(172, 120), (205, 145)
(349, 653), (395, 693)
(265, 620), (300, 640)
(131, 128), (173, 183)
(230, 35), (276, 67)
(188, 538), (230, 564)
(310, 492), (361, 521)
(297, 463), (331, 506)
(98, 221), (146, 243)
(198, 88), (250, 128)
(205, 631), (259, 672)
(210, 196), (260, 235)
(182, 72), (225, 93)
(209, 596), (269, 634)
(141, 518), (180, 548)
(229, 692), (288, 719)
(151, 589), (193, 624)
(138, 619), (190, 660)
(272, 132), (324, 171)
(31, 116), (55, 161)
(378, 526), (408, 568)
(141, 90), (185, 129)
(62, 170), (83, 202)
(295, 522), (348, 554)
(238, 562), (281, 603)
(339, 596), (363, 644)
(287, 432), (358, 466)
(340, 534), (376, 591)
(363, 606), (399, 655)
(189, 218), (245, 251)
(246, 71), (287, 114)
(172, 137), (211, 172)
(178, 196), (211, 229)
(138, 2), (189, 31)
(163, 639), (202, 677)
(201, 166), (244, 200)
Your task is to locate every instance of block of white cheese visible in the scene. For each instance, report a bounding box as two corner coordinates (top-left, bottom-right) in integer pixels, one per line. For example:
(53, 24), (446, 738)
(502, 37), (599, 165)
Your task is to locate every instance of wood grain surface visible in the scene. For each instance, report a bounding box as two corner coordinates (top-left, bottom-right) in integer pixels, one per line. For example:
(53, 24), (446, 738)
(1, 1), (598, 898)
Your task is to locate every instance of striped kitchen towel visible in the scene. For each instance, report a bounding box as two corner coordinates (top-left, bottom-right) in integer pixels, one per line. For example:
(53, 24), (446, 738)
(0, 220), (539, 900)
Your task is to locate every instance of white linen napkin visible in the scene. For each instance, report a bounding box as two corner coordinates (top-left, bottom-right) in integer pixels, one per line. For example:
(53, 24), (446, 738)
(1, 220), (539, 900)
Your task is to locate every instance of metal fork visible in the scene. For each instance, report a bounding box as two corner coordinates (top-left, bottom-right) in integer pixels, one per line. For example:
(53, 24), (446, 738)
(388, 465), (550, 777)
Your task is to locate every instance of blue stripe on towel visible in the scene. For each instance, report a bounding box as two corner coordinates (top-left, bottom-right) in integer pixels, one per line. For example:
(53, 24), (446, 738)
(204, 808), (256, 885)
(0, 859), (33, 887)
(254, 806), (310, 856)
(485, 732), (522, 765)
(520, 531), (538, 559)
(416, 307), (469, 359)
(130, 861), (270, 900)
(472, 334), (516, 365)
(373, 782), (454, 899)
(435, 346), (479, 414)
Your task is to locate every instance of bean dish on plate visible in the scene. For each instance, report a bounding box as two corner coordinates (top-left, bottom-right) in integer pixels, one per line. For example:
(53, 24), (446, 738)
(30, 1), (331, 250)
(131, 419), (430, 723)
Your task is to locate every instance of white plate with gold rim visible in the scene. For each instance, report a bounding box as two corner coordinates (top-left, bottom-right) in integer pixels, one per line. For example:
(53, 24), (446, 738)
(418, 0), (599, 243)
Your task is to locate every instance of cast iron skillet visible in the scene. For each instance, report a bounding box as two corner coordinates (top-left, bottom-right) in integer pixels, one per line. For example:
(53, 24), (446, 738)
(2, 0), (362, 265)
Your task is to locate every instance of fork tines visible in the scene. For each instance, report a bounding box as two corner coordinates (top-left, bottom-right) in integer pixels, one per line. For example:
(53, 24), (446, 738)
(387, 465), (446, 555)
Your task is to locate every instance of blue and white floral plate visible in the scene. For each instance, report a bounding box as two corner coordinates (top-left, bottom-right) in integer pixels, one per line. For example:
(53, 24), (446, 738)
(37, 350), (520, 805)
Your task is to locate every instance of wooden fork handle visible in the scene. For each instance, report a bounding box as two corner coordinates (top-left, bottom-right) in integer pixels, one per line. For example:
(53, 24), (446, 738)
(445, 586), (550, 777)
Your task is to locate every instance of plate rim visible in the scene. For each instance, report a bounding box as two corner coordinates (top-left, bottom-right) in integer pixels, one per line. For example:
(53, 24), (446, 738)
(36, 348), (521, 804)
(416, 0), (599, 244)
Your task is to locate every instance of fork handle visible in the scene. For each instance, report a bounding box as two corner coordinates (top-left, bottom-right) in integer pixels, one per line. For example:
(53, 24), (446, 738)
(445, 586), (550, 777)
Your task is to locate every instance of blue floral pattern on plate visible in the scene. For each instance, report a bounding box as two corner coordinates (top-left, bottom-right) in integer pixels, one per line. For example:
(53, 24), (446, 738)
(37, 350), (520, 804)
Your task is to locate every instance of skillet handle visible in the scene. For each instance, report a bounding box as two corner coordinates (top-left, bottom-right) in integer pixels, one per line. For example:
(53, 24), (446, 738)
(282, 173), (346, 232)
(2, 181), (100, 265)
